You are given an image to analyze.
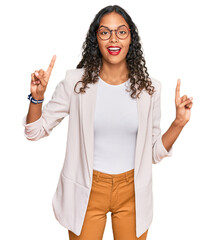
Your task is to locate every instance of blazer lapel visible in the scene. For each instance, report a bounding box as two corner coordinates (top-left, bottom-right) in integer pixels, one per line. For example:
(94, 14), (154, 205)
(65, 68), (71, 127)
(81, 80), (151, 181)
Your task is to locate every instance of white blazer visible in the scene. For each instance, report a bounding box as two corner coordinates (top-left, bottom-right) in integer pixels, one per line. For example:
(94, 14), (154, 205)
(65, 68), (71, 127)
(22, 68), (173, 238)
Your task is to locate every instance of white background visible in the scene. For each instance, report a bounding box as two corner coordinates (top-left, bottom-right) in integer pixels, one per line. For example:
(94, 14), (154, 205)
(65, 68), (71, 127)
(1, 0), (214, 239)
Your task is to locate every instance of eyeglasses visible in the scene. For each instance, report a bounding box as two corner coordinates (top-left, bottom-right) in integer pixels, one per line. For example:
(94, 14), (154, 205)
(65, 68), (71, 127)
(96, 25), (131, 40)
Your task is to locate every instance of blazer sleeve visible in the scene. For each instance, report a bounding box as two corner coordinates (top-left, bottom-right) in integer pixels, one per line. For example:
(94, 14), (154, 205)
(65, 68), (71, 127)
(22, 70), (71, 141)
(152, 80), (173, 164)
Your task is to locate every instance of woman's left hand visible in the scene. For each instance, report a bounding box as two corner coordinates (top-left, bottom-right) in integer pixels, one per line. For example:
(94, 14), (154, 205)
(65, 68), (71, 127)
(175, 79), (193, 127)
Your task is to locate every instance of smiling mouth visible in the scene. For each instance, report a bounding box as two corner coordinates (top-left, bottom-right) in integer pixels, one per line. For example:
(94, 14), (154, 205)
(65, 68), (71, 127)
(107, 47), (121, 55)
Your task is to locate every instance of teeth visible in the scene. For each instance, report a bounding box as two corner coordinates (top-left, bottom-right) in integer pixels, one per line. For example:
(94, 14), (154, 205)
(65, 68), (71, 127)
(108, 47), (121, 51)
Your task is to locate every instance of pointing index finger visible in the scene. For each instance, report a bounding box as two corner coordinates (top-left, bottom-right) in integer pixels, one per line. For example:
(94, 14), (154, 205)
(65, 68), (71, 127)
(46, 55), (56, 75)
(175, 78), (181, 99)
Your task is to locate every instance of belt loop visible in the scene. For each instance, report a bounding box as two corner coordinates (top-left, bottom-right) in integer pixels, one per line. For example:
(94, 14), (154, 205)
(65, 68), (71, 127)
(125, 172), (129, 182)
(96, 171), (101, 182)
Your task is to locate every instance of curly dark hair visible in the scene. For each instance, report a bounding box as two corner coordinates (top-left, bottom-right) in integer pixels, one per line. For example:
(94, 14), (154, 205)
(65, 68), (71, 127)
(74, 5), (155, 99)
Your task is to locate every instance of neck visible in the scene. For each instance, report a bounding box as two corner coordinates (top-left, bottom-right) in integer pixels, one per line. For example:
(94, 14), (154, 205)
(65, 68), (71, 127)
(99, 59), (129, 84)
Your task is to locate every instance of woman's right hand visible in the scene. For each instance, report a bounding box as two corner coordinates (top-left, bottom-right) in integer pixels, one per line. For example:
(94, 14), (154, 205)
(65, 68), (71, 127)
(30, 55), (57, 100)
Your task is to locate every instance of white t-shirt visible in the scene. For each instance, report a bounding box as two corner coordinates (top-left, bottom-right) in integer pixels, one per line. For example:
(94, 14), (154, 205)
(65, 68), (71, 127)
(93, 76), (138, 174)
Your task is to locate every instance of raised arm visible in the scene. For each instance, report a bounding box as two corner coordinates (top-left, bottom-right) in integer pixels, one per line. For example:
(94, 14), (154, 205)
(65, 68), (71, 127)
(26, 55), (56, 124)
(22, 56), (71, 141)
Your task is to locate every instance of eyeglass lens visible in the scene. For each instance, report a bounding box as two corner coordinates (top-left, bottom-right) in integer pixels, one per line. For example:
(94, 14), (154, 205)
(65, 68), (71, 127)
(98, 26), (129, 40)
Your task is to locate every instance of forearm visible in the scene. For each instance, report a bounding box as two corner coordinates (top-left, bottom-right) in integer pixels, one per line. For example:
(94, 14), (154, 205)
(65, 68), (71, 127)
(26, 101), (43, 124)
(161, 119), (185, 152)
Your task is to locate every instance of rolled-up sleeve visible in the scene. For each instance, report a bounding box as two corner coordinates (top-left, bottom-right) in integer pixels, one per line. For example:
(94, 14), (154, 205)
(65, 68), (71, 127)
(152, 80), (173, 164)
(22, 114), (44, 140)
(22, 70), (71, 141)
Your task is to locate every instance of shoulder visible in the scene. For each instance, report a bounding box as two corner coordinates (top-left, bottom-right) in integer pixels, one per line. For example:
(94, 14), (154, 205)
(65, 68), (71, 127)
(54, 68), (85, 95)
(65, 68), (85, 83)
(149, 76), (161, 89)
(62, 68), (86, 97)
(60, 68), (85, 91)
(149, 76), (162, 96)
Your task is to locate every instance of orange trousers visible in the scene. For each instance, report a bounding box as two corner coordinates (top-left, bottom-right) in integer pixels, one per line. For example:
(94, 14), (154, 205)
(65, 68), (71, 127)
(68, 168), (149, 240)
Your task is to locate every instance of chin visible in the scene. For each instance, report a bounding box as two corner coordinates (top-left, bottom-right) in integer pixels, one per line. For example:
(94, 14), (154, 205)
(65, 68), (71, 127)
(103, 56), (126, 65)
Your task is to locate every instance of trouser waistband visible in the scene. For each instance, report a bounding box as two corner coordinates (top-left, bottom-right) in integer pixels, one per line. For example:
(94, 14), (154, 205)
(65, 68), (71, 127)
(93, 168), (134, 183)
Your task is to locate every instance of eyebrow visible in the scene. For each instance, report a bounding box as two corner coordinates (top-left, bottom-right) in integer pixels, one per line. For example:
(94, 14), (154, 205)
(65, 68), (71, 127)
(98, 24), (126, 29)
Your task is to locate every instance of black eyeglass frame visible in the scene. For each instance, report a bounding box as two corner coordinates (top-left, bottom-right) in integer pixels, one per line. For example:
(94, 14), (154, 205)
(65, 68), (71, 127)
(96, 25), (131, 41)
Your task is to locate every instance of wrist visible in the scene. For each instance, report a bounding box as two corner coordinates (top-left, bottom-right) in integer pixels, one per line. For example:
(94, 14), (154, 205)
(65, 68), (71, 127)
(173, 118), (186, 128)
(28, 93), (44, 104)
(31, 94), (44, 100)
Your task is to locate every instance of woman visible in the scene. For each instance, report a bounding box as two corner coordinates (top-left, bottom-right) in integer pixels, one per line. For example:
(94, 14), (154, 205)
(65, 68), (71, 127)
(22, 5), (193, 240)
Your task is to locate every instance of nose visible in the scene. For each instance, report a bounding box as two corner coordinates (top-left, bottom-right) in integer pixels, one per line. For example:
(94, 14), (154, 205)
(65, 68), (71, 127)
(109, 30), (118, 42)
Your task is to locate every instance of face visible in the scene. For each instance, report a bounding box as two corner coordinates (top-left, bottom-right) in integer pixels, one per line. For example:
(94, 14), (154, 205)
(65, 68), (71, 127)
(96, 11), (131, 65)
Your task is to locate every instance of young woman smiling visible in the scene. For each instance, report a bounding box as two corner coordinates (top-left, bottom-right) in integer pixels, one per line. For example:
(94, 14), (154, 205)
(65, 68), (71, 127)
(23, 5), (193, 240)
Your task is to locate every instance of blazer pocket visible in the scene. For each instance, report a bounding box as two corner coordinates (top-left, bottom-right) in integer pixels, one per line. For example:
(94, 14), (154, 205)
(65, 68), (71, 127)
(61, 171), (89, 191)
(52, 170), (91, 235)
